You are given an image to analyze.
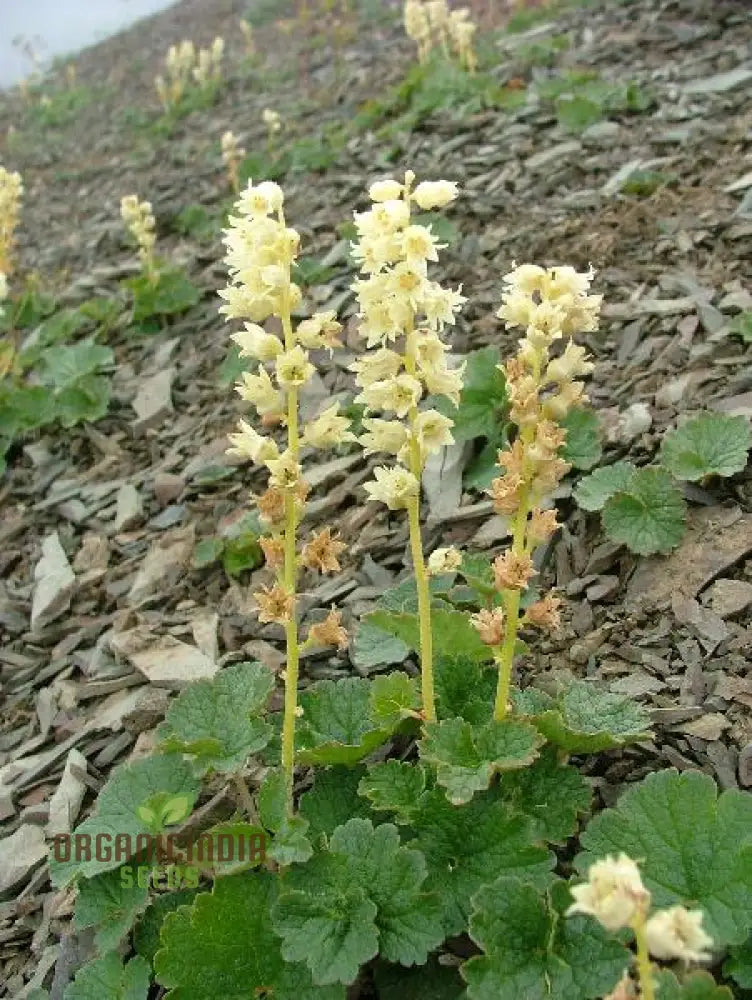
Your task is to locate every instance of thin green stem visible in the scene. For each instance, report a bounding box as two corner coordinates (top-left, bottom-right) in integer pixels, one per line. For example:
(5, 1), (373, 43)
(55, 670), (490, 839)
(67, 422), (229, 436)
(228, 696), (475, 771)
(632, 914), (655, 1000)
(493, 488), (529, 721)
(404, 326), (435, 723)
(278, 271), (301, 817)
(407, 496), (435, 722)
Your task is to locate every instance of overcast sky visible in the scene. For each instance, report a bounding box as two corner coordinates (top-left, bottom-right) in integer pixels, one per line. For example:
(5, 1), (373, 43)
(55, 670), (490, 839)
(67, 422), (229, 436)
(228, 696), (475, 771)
(1, 0), (178, 88)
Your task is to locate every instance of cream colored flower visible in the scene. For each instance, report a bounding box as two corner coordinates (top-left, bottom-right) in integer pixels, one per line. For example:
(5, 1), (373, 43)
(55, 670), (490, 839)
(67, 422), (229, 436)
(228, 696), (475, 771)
(266, 449), (302, 490)
(231, 323), (283, 362)
(296, 311), (342, 351)
(412, 180), (459, 210)
(427, 546), (462, 575)
(350, 348), (403, 387)
(236, 366), (284, 417)
(226, 419), (280, 464)
(414, 408), (454, 455)
(275, 345), (315, 388)
(237, 180), (284, 218)
(359, 418), (409, 457)
(369, 179), (404, 202)
(419, 360), (464, 407)
(356, 373), (422, 418)
(645, 906), (712, 964)
(567, 854), (650, 932)
(302, 403), (354, 449)
(363, 466), (420, 510)
(263, 108), (282, 134)
(545, 341), (594, 384)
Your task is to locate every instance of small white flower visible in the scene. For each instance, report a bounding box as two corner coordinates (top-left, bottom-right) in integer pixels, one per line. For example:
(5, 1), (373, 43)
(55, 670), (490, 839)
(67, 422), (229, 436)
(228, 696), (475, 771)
(369, 179), (404, 202)
(363, 466), (420, 510)
(302, 403), (354, 449)
(411, 180), (459, 210)
(427, 546), (462, 575)
(226, 419), (279, 464)
(231, 323), (283, 362)
(414, 408), (454, 455)
(567, 854), (650, 932)
(275, 345), (315, 388)
(645, 906), (713, 964)
(236, 366), (284, 417)
(266, 449), (302, 489)
(359, 418), (408, 456)
(350, 348), (404, 387)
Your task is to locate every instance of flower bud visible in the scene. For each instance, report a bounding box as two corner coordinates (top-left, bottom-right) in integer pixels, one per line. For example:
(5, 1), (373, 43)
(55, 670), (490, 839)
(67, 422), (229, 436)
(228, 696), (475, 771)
(427, 546), (462, 575)
(567, 853), (650, 932)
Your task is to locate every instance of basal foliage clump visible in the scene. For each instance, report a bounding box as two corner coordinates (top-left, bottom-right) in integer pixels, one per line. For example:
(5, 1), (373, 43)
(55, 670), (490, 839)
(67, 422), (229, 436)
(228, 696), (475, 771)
(45, 177), (752, 1000)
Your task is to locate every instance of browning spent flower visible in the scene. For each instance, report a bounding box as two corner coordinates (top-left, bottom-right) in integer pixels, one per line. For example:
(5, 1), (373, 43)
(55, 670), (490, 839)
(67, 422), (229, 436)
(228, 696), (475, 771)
(492, 551), (536, 591)
(307, 608), (348, 650)
(259, 535), (285, 572)
(301, 528), (346, 574)
(523, 593), (562, 631)
(471, 607), (506, 646)
(254, 583), (295, 625)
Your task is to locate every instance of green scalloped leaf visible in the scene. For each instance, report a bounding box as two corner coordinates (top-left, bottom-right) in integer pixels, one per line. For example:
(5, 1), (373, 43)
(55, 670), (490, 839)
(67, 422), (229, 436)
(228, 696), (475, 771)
(50, 755), (200, 885)
(578, 769), (752, 948)
(496, 747), (593, 843)
(410, 787), (555, 935)
(530, 680), (653, 753)
(435, 656), (495, 725)
(368, 608), (492, 664)
(358, 761), (427, 822)
(157, 662), (274, 773)
(369, 671), (420, 728)
(602, 467), (686, 555)
(561, 406), (602, 471)
(64, 953), (150, 1000)
(419, 717), (543, 804)
(73, 867), (149, 952)
(573, 461), (636, 512)
(373, 955), (465, 1000)
(133, 890), (199, 966)
(660, 413), (751, 482)
(296, 678), (393, 765)
(269, 815), (314, 866)
(299, 767), (371, 843)
(654, 970), (734, 999)
(272, 819), (444, 986)
(724, 934), (752, 988)
(351, 619), (411, 670)
(156, 871), (343, 999)
(462, 878), (630, 1000)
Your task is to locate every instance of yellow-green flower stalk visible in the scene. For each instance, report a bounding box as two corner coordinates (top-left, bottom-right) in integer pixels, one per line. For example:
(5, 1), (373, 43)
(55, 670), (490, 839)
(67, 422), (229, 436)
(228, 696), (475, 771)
(448, 8), (478, 72)
(193, 37), (225, 90)
(221, 179), (353, 814)
(351, 172), (465, 723)
(239, 19), (255, 57)
(470, 264), (601, 720)
(0, 166), (23, 277)
(155, 40), (196, 112)
(404, 0), (432, 64)
(120, 195), (157, 283)
(221, 131), (246, 194)
(262, 109), (282, 153)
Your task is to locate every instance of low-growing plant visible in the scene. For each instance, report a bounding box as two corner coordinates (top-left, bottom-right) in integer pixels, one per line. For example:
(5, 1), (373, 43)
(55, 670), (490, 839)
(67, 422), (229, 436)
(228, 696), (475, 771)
(45, 178), (752, 1000)
(0, 165), (23, 276)
(404, 0), (478, 72)
(574, 411), (752, 555)
(536, 69), (654, 133)
(220, 130), (245, 194)
(154, 38), (225, 116)
(120, 194), (201, 324)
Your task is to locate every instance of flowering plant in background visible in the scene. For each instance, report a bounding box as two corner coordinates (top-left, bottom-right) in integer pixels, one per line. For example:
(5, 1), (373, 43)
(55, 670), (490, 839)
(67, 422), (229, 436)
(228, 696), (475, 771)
(239, 18), (255, 57)
(192, 37), (225, 90)
(155, 40), (196, 112)
(120, 195), (156, 282)
(404, 0), (478, 70)
(351, 171), (464, 722)
(262, 108), (282, 149)
(476, 262), (600, 720)
(0, 166), (23, 276)
(221, 178), (352, 814)
(221, 130), (246, 194)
